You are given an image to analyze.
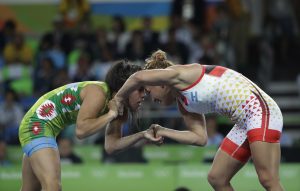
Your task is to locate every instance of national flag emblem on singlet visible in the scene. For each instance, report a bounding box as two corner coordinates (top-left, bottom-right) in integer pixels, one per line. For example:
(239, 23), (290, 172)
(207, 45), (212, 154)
(31, 122), (42, 135)
(61, 94), (76, 105)
(36, 100), (57, 120)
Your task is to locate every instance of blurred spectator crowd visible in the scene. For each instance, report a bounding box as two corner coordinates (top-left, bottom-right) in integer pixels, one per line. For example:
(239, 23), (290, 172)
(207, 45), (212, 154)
(0, 0), (300, 165)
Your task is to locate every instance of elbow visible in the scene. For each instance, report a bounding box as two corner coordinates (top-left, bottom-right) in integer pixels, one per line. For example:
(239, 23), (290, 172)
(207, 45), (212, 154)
(104, 142), (116, 155)
(194, 136), (207, 147)
(75, 126), (86, 140)
(198, 138), (207, 146)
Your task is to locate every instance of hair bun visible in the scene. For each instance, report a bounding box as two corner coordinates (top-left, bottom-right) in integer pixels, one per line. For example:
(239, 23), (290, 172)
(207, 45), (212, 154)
(152, 50), (167, 62)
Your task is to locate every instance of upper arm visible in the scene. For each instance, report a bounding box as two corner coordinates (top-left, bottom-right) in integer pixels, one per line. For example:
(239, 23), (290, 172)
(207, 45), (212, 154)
(132, 67), (180, 86)
(177, 101), (206, 134)
(77, 85), (106, 124)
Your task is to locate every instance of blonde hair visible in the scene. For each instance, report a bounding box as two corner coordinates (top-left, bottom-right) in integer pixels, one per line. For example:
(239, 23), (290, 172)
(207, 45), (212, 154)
(144, 50), (174, 70)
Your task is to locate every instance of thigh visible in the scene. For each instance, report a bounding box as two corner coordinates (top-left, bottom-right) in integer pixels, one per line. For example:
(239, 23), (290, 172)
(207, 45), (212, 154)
(29, 148), (61, 186)
(209, 149), (245, 182)
(21, 155), (41, 191)
(220, 124), (251, 163)
(250, 142), (281, 177)
(246, 93), (283, 143)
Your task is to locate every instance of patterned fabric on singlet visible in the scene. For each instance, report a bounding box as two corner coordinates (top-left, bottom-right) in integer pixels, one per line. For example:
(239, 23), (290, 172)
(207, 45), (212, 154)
(178, 65), (282, 142)
(19, 81), (110, 146)
(178, 65), (283, 162)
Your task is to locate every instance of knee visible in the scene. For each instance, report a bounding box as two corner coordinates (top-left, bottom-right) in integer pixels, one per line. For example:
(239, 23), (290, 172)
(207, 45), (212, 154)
(42, 176), (61, 191)
(207, 171), (217, 186)
(257, 171), (279, 189)
(207, 171), (226, 187)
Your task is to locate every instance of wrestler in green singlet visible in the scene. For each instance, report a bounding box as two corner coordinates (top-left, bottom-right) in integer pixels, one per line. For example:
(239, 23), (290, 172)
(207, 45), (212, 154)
(19, 81), (110, 147)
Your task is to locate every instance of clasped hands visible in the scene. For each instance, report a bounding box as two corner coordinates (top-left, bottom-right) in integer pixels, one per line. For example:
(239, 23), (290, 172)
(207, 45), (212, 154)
(143, 124), (165, 146)
(109, 98), (165, 146)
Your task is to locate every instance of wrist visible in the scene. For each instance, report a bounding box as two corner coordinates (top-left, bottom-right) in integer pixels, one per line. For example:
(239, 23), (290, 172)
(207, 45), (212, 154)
(141, 130), (147, 138)
(157, 127), (167, 137)
(108, 110), (118, 120)
(114, 95), (124, 103)
(142, 130), (151, 141)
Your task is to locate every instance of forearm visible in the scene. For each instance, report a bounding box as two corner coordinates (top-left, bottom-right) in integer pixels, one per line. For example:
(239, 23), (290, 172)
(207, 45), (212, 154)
(76, 111), (116, 139)
(115, 77), (140, 100)
(159, 128), (207, 146)
(105, 131), (145, 154)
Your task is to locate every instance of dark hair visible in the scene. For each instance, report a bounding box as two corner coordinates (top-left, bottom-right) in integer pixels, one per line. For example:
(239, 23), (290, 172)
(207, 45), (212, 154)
(105, 60), (142, 132)
(105, 60), (141, 94)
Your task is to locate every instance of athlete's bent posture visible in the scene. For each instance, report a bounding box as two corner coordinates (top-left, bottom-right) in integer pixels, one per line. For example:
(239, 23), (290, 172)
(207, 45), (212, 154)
(114, 50), (284, 191)
(19, 60), (160, 191)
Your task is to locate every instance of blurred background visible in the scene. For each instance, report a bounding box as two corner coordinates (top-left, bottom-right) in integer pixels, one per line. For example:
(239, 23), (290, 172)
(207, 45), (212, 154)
(0, 0), (299, 190)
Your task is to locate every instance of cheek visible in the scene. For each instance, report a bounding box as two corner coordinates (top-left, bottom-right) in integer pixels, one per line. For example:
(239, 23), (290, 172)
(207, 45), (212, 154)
(128, 97), (135, 107)
(128, 92), (139, 105)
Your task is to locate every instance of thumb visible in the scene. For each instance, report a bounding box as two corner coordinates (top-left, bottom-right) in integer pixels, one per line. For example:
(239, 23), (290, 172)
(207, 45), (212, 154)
(146, 134), (160, 142)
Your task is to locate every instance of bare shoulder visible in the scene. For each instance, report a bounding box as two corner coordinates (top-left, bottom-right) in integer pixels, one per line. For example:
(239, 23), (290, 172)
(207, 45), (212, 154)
(169, 64), (203, 89)
(169, 63), (202, 75)
(80, 84), (106, 101)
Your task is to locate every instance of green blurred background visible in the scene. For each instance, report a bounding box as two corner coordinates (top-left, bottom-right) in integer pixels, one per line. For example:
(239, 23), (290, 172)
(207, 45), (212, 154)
(1, 145), (300, 191)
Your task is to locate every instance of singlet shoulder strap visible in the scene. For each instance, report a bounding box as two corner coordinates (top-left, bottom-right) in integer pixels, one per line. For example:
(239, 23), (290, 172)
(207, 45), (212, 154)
(180, 65), (206, 91)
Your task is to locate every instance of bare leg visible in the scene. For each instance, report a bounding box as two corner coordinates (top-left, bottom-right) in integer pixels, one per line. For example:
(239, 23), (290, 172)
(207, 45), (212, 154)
(29, 148), (61, 191)
(250, 142), (284, 191)
(20, 154), (41, 191)
(207, 149), (245, 191)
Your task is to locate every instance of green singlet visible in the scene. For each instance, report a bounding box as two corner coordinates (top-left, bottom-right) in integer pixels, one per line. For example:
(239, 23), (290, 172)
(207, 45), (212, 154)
(19, 81), (110, 146)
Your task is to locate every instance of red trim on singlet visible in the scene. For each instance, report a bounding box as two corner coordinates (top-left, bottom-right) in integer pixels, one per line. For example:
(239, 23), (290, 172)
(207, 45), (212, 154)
(245, 91), (281, 143)
(248, 92), (271, 142)
(176, 100), (189, 112)
(180, 65), (206, 91)
(220, 138), (251, 163)
(208, 66), (227, 77)
(247, 129), (281, 143)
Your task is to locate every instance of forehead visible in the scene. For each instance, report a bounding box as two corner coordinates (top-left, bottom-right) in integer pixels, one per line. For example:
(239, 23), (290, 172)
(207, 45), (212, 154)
(145, 86), (160, 91)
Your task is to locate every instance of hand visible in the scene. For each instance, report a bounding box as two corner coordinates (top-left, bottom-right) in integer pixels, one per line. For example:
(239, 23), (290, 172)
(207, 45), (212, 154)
(108, 100), (118, 119)
(113, 96), (125, 116)
(149, 124), (165, 138)
(143, 128), (164, 146)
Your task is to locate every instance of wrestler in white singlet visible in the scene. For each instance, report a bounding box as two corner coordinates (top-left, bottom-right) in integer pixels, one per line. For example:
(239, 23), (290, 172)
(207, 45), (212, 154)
(178, 65), (283, 162)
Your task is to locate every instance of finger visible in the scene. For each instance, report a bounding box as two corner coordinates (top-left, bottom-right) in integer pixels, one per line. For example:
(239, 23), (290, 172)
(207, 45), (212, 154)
(159, 139), (164, 145)
(152, 124), (158, 137)
(148, 136), (161, 142)
(157, 136), (164, 143)
(149, 124), (156, 129)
